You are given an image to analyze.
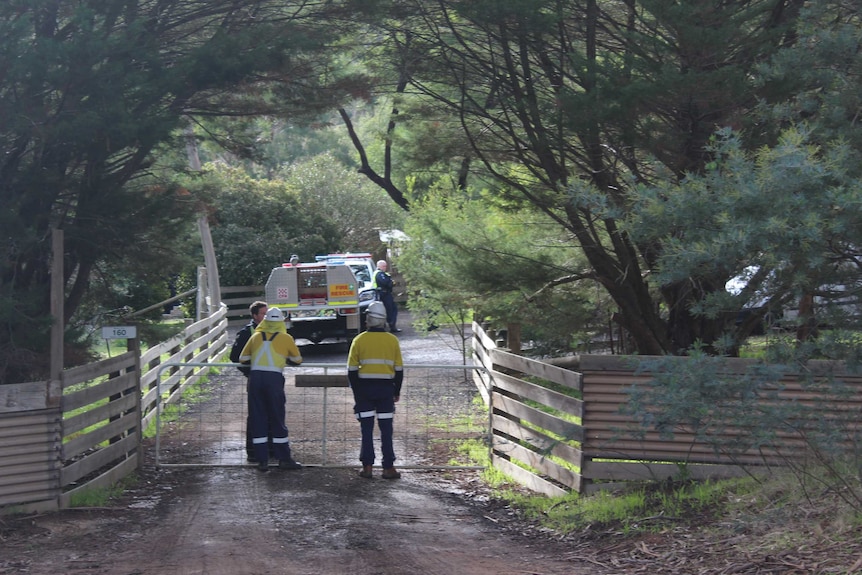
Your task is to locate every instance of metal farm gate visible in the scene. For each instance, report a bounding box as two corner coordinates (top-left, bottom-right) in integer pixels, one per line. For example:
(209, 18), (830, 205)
(153, 363), (487, 471)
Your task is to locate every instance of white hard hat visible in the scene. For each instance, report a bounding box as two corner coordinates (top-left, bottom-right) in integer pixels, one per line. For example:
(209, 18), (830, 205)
(265, 308), (284, 321)
(366, 301), (387, 328)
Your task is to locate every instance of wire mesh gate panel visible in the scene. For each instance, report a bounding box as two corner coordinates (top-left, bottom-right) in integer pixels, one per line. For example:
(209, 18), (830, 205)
(154, 364), (487, 469)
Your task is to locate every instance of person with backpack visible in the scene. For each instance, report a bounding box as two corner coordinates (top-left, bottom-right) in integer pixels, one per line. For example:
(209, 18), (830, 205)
(230, 300), (272, 462)
(239, 307), (304, 472)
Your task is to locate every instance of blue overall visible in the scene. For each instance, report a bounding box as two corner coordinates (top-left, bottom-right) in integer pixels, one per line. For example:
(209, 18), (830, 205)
(347, 328), (403, 468)
(247, 369), (293, 465)
(373, 269), (398, 331)
(351, 381), (397, 468)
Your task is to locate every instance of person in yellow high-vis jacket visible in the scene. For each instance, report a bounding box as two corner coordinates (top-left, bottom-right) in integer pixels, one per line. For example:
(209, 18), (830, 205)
(239, 307), (303, 472)
(347, 301), (404, 479)
(229, 300), (273, 462)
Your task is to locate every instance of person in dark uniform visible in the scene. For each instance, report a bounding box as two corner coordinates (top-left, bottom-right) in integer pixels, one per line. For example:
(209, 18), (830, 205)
(230, 300), (272, 462)
(372, 260), (400, 333)
(238, 307), (304, 472)
(347, 301), (404, 479)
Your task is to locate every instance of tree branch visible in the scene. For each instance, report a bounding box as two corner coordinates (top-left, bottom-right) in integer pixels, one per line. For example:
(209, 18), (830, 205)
(338, 107), (410, 212)
(525, 271), (597, 303)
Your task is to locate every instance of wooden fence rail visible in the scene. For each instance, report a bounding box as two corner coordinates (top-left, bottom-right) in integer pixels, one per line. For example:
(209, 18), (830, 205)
(472, 323), (584, 496)
(140, 306), (229, 431)
(0, 305), (229, 514)
(6, 306), (862, 513)
(59, 350), (141, 509)
(471, 322), (862, 496)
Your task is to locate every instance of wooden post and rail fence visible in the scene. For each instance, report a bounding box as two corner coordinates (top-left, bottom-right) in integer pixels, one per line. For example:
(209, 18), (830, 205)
(4, 279), (862, 512)
(471, 323), (862, 496)
(0, 306), (229, 513)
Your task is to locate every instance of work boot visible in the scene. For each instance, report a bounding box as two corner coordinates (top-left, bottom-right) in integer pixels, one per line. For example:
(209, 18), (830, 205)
(257, 461), (269, 472)
(277, 458), (303, 470)
(382, 467), (401, 480)
(358, 465), (373, 479)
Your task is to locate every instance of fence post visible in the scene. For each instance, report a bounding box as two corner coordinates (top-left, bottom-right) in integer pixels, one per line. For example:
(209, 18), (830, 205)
(49, 228), (64, 407)
(129, 337), (143, 470)
(197, 266), (207, 322)
(506, 322), (521, 354)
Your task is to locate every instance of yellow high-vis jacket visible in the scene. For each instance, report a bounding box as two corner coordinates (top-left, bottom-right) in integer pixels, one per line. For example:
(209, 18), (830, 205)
(240, 330), (302, 372)
(347, 330), (403, 395)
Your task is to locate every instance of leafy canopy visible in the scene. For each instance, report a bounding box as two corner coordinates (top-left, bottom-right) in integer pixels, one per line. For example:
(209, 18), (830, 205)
(0, 0), (354, 382)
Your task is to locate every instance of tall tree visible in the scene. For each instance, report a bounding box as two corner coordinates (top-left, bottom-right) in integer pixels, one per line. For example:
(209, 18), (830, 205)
(0, 0), (356, 382)
(631, 3), (862, 356)
(347, 0), (808, 355)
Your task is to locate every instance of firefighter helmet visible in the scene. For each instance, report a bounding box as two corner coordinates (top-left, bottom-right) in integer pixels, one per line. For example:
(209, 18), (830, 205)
(366, 301), (387, 328)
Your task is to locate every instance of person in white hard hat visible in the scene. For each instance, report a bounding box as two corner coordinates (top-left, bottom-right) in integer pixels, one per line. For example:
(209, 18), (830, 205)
(239, 307), (303, 472)
(347, 301), (404, 479)
(229, 300), (274, 462)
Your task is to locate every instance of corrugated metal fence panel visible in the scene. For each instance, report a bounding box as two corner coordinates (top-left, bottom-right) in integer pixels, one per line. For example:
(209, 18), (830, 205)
(0, 408), (62, 512)
(579, 355), (862, 488)
(471, 321), (862, 495)
(1, 305), (228, 513)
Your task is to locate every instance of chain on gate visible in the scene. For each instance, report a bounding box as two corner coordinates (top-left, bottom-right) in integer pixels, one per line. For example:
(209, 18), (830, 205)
(153, 363), (488, 470)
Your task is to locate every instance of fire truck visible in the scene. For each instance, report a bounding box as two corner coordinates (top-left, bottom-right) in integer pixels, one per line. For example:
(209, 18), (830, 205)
(264, 254), (377, 343)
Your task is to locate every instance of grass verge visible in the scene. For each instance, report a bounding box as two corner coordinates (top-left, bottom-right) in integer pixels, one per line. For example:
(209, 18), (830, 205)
(68, 474), (138, 508)
(457, 437), (862, 553)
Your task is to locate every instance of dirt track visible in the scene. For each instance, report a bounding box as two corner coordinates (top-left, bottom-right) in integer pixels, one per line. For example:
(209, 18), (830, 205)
(0, 320), (586, 575)
(1, 464), (581, 575)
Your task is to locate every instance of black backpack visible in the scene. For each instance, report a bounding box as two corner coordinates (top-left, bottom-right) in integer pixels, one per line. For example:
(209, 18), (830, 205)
(230, 324), (253, 376)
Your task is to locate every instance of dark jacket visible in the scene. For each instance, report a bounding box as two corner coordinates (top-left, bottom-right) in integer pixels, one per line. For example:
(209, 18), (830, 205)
(230, 320), (257, 376)
(373, 270), (394, 295)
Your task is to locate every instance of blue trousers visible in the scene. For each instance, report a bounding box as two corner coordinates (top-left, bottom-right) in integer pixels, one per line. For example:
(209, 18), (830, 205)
(246, 378), (273, 457)
(248, 370), (293, 464)
(351, 381), (397, 468)
(378, 292), (398, 330)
